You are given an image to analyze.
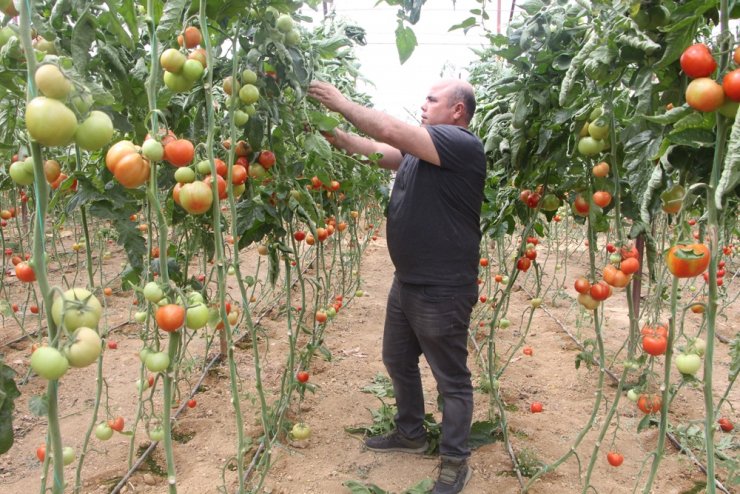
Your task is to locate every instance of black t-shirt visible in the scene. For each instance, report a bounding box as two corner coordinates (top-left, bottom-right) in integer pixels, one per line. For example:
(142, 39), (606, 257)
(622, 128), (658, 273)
(386, 125), (486, 285)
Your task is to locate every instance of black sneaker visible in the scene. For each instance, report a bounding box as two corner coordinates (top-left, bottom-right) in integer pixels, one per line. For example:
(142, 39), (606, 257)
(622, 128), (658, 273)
(432, 456), (472, 494)
(364, 430), (428, 454)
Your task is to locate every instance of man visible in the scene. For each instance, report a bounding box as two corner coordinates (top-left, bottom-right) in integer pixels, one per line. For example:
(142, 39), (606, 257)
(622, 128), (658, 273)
(308, 78), (485, 494)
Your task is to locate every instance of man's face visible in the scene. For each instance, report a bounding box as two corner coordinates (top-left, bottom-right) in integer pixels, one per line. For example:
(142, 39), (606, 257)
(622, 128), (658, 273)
(420, 82), (456, 126)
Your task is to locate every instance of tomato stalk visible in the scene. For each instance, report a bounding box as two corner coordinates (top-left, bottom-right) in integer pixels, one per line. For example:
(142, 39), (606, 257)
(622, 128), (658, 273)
(18, 1), (66, 491)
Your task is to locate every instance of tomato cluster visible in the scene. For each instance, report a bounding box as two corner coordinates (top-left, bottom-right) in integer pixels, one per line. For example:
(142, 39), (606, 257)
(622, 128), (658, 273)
(161, 26), (206, 92)
(680, 43), (740, 114)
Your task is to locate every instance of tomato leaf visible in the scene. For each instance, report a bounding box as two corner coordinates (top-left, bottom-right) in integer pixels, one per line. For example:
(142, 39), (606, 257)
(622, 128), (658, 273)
(717, 101), (740, 209)
(394, 22), (417, 65)
(343, 481), (389, 494)
(155, 0), (188, 40)
(468, 419), (503, 449)
(29, 394), (49, 417)
(637, 414), (658, 433)
(0, 360), (20, 454)
(672, 246), (707, 260)
(71, 13), (96, 74)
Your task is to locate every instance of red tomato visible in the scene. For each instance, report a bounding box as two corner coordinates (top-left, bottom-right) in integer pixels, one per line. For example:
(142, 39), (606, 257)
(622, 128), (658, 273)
(480, 258), (489, 267)
(607, 452), (624, 467)
(214, 159), (228, 177)
(258, 150), (276, 169)
(187, 399), (197, 408)
(526, 192), (540, 209)
(530, 402), (543, 413)
(606, 243), (616, 253)
(637, 394), (662, 414)
(36, 445), (46, 462)
(107, 341), (118, 350)
(718, 418), (734, 432)
(523, 346), (533, 356)
(155, 304), (186, 332)
(519, 189), (531, 203)
(494, 274), (503, 283)
(516, 257), (531, 272)
(641, 324), (668, 356)
(723, 69), (740, 101)
(525, 248), (537, 260)
(294, 231), (306, 242)
(29, 305), (39, 314)
(297, 371), (309, 383)
(232, 164), (248, 185)
(315, 311), (327, 323)
(621, 245), (639, 260)
(573, 194), (589, 215)
(15, 261), (36, 282)
(204, 174), (228, 200)
(666, 244), (710, 278)
(680, 43), (717, 78)
(574, 277), (591, 294)
(526, 236), (539, 246)
(108, 416), (125, 432)
(589, 281), (611, 301)
(479, 295), (487, 303)
(688, 218), (697, 226)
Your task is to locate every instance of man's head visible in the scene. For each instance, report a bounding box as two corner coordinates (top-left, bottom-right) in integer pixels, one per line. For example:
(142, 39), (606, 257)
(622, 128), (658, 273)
(420, 79), (476, 127)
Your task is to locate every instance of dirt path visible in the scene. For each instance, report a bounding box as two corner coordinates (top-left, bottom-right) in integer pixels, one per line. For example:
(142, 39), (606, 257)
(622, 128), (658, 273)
(1, 222), (737, 494)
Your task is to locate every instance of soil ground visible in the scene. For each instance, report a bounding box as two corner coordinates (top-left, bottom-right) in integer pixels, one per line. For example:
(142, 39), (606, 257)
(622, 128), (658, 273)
(0, 219), (737, 494)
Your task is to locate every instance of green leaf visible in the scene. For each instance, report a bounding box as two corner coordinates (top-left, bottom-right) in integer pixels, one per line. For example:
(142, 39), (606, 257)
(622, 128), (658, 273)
(467, 419), (503, 449)
(308, 111), (340, 132)
(305, 133), (332, 160)
(644, 106), (693, 125)
(343, 481), (388, 494)
(395, 23), (418, 65)
(29, 395), (49, 417)
(71, 14), (97, 74)
(98, 10), (134, 50)
(448, 17), (477, 32)
(0, 361), (20, 454)
(155, 0), (188, 41)
(717, 108), (740, 208)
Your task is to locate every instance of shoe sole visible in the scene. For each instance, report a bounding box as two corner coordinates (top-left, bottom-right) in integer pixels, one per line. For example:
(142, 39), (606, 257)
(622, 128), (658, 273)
(365, 443), (428, 454)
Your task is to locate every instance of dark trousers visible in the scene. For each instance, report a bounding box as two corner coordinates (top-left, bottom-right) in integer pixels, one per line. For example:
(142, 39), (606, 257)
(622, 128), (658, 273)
(382, 276), (477, 459)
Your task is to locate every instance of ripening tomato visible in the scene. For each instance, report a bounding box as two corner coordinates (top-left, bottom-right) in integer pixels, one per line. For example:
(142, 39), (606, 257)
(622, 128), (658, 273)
(686, 78), (724, 112)
(232, 164), (247, 185)
(573, 194), (589, 216)
(204, 174), (227, 200)
(526, 192), (540, 209)
(680, 43), (717, 78)
(619, 257), (639, 275)
(165, 139), (195, 167)
(592, 161), (610, 178)
(525, 248), (537, 260)
(592, 190), (612, 208)
(179, 180), (213, 214)
(607, 452), (624, 467)
(106, 141), (150, 188)
(666, 244), (710, 278)
(315, 311), (327, 323)
(603, 264), (632, 288)
(155, 304), (186, 332)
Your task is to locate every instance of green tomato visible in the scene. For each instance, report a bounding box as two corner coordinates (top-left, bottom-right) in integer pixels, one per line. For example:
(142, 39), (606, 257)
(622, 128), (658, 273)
(233, 110), (249, 127)
(609, 253), (621, 264)
(530, 298), (542, 308)
(326, 307), (337, 318)
(9, 159), (34, 186)
(64, 327), (102, 368)
(187, 292), (205, 304)
(136, 378), (150, 392)
(244, 276), (256, 287)
(500, 276), (510, 284)
(227, 266), (236, 276)
(51, 288), (103, 331)
(26, 96), (78, 147)
(690, 337), (706, 357)
(587, 120), (609, 140)
(148, 426), (165, 442)
(145, 351), (170, 373)
(291, 422), (310, 440)
(577, 137), (604, 156)
(499, 318), (510, 329)
(181, 59), (204, 82)
(285, 30), (300, 46)
(163, 70), (194, 93)
(35, 63), (72, 99)
(174, 167), (196, 183)
(239, 84), (260, 104)
(74, 111), (114, 151)
(139, 347), (152, 364)
(244, 104), (257, 116)
(675, 353), (702, 376)
(142, 139), (164, 161)
(196, 160), (212, 175)
(186, 303), (209, 329)
(134, 311), (148, 323)
(233, 183), (246, 196)
(276, 14), (294, 33)
(241, 69), (257, 84)
(62, 446), (75, 466)
(627, 389), (639, 402)
(95, 422), (114, 441)
(31, 347), (69, 380)
(355, 290), (364, 297)
(143, 281), (164, 303)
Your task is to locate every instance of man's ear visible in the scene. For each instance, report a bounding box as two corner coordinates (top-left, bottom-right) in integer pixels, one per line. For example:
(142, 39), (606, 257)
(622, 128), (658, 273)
(453, 102), (466, 121)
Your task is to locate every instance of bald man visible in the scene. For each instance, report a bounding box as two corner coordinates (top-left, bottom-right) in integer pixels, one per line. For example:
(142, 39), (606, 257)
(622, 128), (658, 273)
(308, 79), (485, 494)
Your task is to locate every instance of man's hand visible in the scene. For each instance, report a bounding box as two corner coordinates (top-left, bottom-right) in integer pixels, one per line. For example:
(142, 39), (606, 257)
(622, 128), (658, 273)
(308, 81), (349, 113)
